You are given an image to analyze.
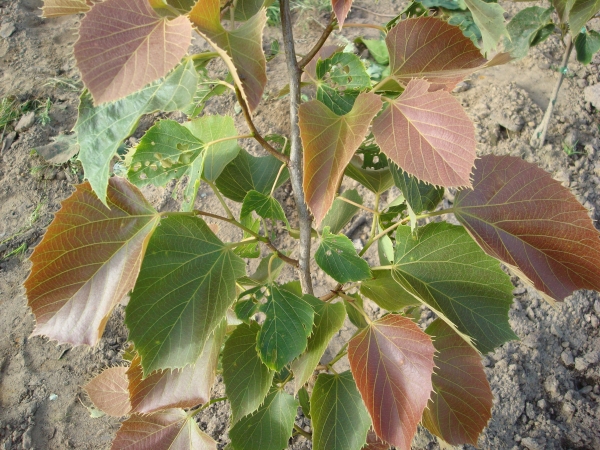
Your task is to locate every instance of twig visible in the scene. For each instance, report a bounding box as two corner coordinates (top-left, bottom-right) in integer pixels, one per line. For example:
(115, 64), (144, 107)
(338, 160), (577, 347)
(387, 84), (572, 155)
(351, 5), (398, 18)
(280, 0), (314, 295)
(298, 13), (336, 71)
(336, 195), (377, 214)
(294, 424), (312, 439)
(235, 87), (289, 164)
(531, 34), (574, 148)
(342, 22), (387, 33)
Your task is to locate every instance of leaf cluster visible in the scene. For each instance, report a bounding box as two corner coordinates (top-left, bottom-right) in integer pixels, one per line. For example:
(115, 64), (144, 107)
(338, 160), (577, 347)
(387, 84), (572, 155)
(26, 1), (600, 449)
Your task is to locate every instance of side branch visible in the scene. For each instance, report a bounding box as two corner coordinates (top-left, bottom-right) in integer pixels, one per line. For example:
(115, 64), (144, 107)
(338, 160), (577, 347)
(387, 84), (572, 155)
(280, 0), (314, 294)
(235, 87), (290, 164)
(298, 13), (336, 71)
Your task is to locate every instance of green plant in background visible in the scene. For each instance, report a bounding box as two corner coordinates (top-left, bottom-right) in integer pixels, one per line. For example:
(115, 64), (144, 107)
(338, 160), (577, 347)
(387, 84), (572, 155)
(25, 0), (600, 449)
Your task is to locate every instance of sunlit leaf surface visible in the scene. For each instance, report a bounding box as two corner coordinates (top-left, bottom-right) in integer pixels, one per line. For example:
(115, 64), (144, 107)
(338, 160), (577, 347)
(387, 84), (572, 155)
(348, 314), (435, 450)
(74, 0), (192, 104)
(25, 178), (159, 346)
(315, 227), (372, 283)
(454, 154), (600, 302)
(84, 367), (131, 417)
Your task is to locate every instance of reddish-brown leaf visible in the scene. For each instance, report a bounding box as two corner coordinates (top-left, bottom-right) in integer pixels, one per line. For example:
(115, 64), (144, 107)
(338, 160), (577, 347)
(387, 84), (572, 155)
(24, 177), (159, 346)
(84, 367), (131, 417)
(112, 409), (217, 450)
(332, 0), (353, 28)
(190, 0), (267, 113)
(348, 314), (435, 450)
(42, 0), (98, 17)
(372, 78), (476, 188)
(422, 319), (492, 446)
(300, 93), (382, 225)
(454, 154), (600, 302)
(361, 429), (390, 450)
(380, 17), (510, 92)
(73, 0), (192, 104)
(127, 321), (226, 414)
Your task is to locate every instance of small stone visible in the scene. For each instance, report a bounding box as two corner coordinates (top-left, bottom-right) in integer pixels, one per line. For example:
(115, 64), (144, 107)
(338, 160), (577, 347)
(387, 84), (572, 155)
(15, 112), (35, 133)
(1, 131), (16, 152)
(594, 300), (600, 314)
(561, 402), (576, 421)
(48, 393), (57, 401)
(521, 437), (542, 450)
(513, 287), (526, 295)
(56, 171), (67, 181)
(575, 357), (589, 371)
(579, 385), (593, 394)
(537, 399), (547, 409)
(0, 23), (15, 39)
(591, 315), (598, 328)
(564, 130), (580, 149)
(561, 350), (574, 366)
(452, 81), (471, 93)
(584, 84), (600, 109)
(22, 428), (32, 449)
(538, 61), (550, 70)
(584, 351), (599, 365)
(577, 79), (588, 88)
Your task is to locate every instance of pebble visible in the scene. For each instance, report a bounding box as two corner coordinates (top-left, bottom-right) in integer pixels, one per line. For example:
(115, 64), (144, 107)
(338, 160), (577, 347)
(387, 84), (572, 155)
(521, 437), (542, 450)
(574, 357), (589, 371)
(452, 81), (471, 93)
(1, 131), (16, 152)
(0, 23), (15, 39)
(561, 350), (574, 366)
(561, 402), (576, 421)
(15, 112), (35, 132)
(594, 300), (600, 314)
(537, 399), (547, 409)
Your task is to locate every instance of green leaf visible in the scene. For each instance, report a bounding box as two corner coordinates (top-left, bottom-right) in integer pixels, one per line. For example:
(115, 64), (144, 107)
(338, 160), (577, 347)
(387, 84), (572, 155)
(298, 387), (311, 418)
(389, 164), (444, 214)
(291, 301), (346, 392)
(360, 270), (419, 312)
(552, 0), (572, 23)
(316, 227), (372, 283)
(300, 93), (382, 225)
(223, 322), (275, 423)
(344, 157), (394, 194)
(215, 149), (288, 202)
(420, 0), (466, 9)
(126, 215), (245, 374)
(569, 0), (600, 37)
(127, 119), (203, 187)
(25, 178), (159, 346)
(238, 254), (286, 286)
(311, 372), (372, 450)
(257, 285), (315, 371)
(575, 29), (600, 64)
(235, 0), (273, 21)
(505, 7), (554, 59)
(185, 115), (240, 182)
(234, 299), (260, 323)
(112, 409), (217, 449)
(320, 189), (363, 234)
(355, 38), (389, 65)
(74, 0), (192, 104)
(422, 319), (493, 446)
(234, 214), (261, 258)
(464, 0), (508, 55)
(392, 222), (517, 353)
(447, 10), (482, 45)
(75, 59), (198, 203)
(344, 294), (369, 329)
(377, 233), (394, 265)
(229, 390), (298, 450)
(241, 190), (288, 225)
(190, 0), (267, 112)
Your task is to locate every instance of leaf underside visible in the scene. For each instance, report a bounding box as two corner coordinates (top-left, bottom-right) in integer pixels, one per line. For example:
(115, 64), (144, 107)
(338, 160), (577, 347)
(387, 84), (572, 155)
(463, 0), (508, 55)
(454, 154), (600, 302)
(42, 0), (97, 17)
(348, 314), (435, 450)
(569, 0), (600, 37)
(74, 0), (192, 105)
(25, 177), (159, 346)
(84, 367), (131, 417)
(422, 319), (493, 446)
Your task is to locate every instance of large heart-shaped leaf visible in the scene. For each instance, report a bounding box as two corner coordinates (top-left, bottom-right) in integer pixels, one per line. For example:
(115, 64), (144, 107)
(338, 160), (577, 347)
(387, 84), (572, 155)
(422, 319), (493, 446)
(24, 178), (159, 346)
(223, 322), (274, 423)
(215, 149), (288, 202)
(127, 119), (204, 187)
(76, 59), (198, 203)
(300, 93), (382, 225)
(112, 409), (217, 450)
(84, 367), (131, 417)
(454, 154), (600, 302)
(381, 17), (487, 92)
(311, 372), (372, 450)
(126, 215), (245, 375)
(42, 0), (97, 17)
(569, 0), (600, 37)
(463, 0), (508, 55)
(229, 390), (298, 450)
(291, 299), (346, 392)
(190, 0), (267, 112)
(348, 314), (435, 450)
(257, 285), (315, 371)
(372, 78), (476, 188)
(392, 223), (516, 353)
(127, 321), (226, 415)
(74, 0), (192, 104)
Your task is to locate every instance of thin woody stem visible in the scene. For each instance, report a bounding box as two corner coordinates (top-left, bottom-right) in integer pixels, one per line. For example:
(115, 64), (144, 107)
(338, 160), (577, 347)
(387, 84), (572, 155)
(280, 0), (314, 294)
(342, 23), (387, 33)
(297, 13), (336, 70)
(235, 87), (289, 164)
(336, 195), (377, 214)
